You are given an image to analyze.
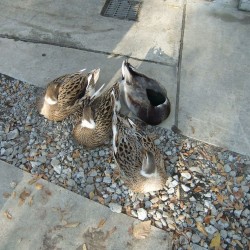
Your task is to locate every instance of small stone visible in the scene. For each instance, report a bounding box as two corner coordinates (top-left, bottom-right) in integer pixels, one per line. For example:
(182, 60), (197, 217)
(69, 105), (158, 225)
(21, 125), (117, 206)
(167, 187), (175, 194)
(145, 201), (152, 208)
(53, 165), (62, 175)
(156, 211), (162, 219)
(196, 203), (204, 212)
(181, 172), (191, 180)
(155, 221), (163, 228)
(0, 148), (6, 155)
(131, 210), (138, 217)
(109, 203), (122, 213)
(154, 139), (161, 146)
(192, 234), (201, 243)
(242, 208), (250, 217)
(169, 180), (178, 188)
(220, 229), (227, 239)
(99, 150), (105, 157)
(103, 177), (112, 183)
(205, 225), (217, 235)
(67, 179), (76, 187)
(234, 210), (242, 218)
(7, 129), (19, 140)
(30, 161), (41, 168)
(179, 235), (189, 245)
(181, 184), (190, 192)
(242, 185), (249, 193)
(224, 164), (231, 173)
(189, 167), (203, 174)
(161, 195), (168, 201)
(170, 156), (178, 164)
(150, 197), (159, 203)
(190, 196), (196, 202)
(137, 208), (147, 220)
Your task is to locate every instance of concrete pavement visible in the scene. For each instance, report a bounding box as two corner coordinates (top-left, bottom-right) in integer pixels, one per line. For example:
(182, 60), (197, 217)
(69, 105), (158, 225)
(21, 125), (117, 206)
(0, 160), (172, 250)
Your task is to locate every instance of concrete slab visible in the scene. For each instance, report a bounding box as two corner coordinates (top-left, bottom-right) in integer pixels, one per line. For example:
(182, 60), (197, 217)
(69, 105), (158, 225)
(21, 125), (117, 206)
(238, 0), (250, 11)
(178, 1), (250, 156)
(0, 160), (172, 250)
(0, 0), (184, 65)
(0, 38), (176, 129)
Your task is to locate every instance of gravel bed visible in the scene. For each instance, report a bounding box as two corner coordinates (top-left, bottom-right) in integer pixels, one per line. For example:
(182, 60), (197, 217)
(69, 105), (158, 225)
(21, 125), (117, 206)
(0, 74), (250, 249)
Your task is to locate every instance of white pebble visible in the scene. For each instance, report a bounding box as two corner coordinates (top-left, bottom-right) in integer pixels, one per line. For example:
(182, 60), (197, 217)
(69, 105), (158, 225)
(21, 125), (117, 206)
(169, 180), (178, 188)
(181, 184), (190, 192)
(167, 187), (175, 194)
(137, 208), (148, 220)
(181, 172), (191, 180)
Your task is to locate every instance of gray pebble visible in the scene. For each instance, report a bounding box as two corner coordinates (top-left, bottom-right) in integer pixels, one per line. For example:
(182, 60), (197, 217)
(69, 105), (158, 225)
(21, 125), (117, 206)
(7, 129), (19, 140)
(109, 203), (122, 213)
(205, 225), (217, 235)
(224, 164), (231, 173)
(99, 150), (105, 157)
(103, 177), (112, 184)
(155, 221), (163, 228)
(220, 229), (227, 239)
(154, 139), (161, 146)
(192, 234), (201, 243)
(67, 179), (76, 187)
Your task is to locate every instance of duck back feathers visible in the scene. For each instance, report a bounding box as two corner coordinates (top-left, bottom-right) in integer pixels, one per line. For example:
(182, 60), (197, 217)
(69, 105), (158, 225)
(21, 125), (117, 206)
(121, 60), (171, 125)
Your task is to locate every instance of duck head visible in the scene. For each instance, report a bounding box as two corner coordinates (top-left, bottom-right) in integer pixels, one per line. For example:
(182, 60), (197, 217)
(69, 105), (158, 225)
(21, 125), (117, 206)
(121, 60), (171, 125)
(45, 82), (61, 105)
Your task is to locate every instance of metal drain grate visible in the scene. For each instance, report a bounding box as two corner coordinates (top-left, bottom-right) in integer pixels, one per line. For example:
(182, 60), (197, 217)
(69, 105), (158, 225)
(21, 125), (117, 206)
(101, 0), (141, 21)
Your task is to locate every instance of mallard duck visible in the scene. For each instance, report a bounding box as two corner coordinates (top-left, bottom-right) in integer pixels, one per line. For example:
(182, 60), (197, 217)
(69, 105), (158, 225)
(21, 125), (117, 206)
(37, 68), (100, 121)
(111, 89), (168, 193)
(72, 80), (120, 149)
(120, 60), (171, 125)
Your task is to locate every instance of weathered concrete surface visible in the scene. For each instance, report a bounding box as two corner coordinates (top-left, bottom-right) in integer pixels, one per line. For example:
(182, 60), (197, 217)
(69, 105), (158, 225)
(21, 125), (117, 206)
(179, 0), (250, 156)
(0, 161), (173, 250)
(238, 0), (250, 11)
(0, 0), (183, 65)
(0, 38), (177, 129)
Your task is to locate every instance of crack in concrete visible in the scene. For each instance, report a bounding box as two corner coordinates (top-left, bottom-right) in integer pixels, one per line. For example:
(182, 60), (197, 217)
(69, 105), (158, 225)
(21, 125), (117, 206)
(175, 1), (187, 128)
(0, 34), (176, 67)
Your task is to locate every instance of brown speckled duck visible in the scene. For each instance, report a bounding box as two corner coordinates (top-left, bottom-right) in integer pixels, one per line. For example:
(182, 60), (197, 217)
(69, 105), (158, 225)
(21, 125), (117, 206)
(121, 60), (171, 125)
(37, 68), (100, 121)
(72, 80), (120, 149)
(111, 89), (168, 193)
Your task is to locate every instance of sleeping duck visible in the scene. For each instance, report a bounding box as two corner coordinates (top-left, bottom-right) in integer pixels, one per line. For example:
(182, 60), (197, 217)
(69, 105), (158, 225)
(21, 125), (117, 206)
(120, 60), (170, 125)
(111, 88), (168, 193)
(72, 78), (120, 149)
(36, 68), (100, 121)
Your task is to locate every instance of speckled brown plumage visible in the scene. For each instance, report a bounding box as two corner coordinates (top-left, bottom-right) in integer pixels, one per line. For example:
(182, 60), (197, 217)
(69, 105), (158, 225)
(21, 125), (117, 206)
(72, 82), (120, 149)
(111, 90), (168, 193)
(37, 68), (100, 121)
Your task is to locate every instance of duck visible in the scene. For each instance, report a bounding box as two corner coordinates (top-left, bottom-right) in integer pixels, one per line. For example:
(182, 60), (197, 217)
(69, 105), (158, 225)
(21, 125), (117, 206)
(36, 68), (100, 121)
(120, 60), (171, 125)
(111, 88), (168, 193)
(72, 80), (120, 149)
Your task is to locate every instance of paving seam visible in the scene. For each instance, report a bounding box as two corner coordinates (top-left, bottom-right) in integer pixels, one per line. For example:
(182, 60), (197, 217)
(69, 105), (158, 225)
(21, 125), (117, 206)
(175, 0), (187, 128)
(0, 34), (176, 67)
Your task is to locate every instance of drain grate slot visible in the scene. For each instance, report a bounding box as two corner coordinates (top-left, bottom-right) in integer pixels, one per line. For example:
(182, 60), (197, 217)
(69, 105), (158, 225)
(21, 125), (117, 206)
(101, 0), (141, 21)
